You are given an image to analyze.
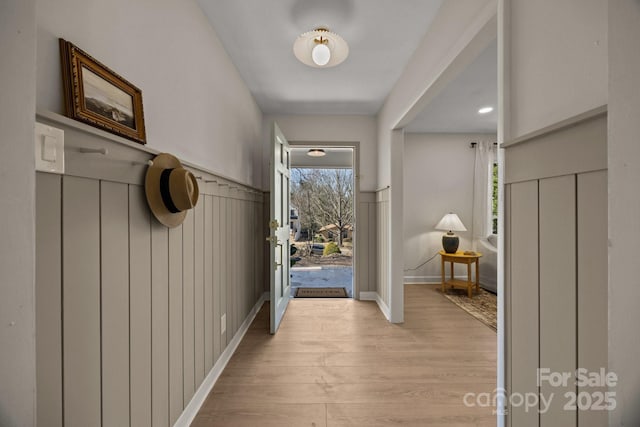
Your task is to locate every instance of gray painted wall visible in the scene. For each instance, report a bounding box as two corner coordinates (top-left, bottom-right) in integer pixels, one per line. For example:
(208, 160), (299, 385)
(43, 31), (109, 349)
(0, 1), (37, 426)
(36, 0), (263, 188)
(376, 188), (390, 314)
(34, 116), (265, 426)
(377, 0), (496, 187)
(376, 1), (496, 323)
(508, 0), (607, 139)
(29, 2), (268, 422)
(608, 1), (640, 425)
(504, 114), (607, 427)
(501, 1), (640, 424)
(263, 115), (378, 192)
(357, 192), (378, 295)
(403, 133), (494, 283)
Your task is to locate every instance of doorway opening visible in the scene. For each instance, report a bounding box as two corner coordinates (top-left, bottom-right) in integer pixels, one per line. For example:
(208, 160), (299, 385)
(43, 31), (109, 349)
(289, 147), (355, 298)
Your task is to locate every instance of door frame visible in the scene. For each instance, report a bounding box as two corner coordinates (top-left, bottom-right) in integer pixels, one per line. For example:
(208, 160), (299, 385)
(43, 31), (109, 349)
(288, 140), (361, 300)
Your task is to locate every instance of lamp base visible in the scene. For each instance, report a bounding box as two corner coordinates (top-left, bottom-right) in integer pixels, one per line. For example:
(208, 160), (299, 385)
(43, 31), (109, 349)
(442, 234), (459, 253)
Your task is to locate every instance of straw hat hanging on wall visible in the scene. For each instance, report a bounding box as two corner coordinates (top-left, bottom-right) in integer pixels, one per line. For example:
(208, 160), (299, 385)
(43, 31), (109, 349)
(145, 153), (199, 228)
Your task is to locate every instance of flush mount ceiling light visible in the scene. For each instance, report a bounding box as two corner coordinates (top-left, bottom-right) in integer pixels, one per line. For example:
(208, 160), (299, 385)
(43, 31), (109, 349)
(307, 148), (326, 157)
(478, 106), (494, 114)
(293, 27), (349, 68)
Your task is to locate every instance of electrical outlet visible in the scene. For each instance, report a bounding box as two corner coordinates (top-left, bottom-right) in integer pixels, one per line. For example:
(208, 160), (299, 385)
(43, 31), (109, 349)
(221, 314), (226, 334)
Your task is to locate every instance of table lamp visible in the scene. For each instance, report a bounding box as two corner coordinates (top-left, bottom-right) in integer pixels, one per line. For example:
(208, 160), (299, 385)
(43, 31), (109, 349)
(435, 212), (467, 253)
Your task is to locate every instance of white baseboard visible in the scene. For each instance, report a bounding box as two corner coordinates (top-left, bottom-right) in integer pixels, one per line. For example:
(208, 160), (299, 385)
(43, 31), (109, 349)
(173, 292), (267, 427)
(359, 291), (377, 301)
(358, 291), (390, 321)
(404, 275), (469, 284)
(404, 281), (440, 285)
(376, 293), (391, 321)
(404, 275), (440, 284)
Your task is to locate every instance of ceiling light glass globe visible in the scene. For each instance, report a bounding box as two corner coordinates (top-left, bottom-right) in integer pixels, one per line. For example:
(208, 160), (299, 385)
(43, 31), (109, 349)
(311, 43), (331, 66)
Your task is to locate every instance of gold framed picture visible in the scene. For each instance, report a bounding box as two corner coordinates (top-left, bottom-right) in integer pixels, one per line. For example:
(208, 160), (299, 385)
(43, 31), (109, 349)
(59, 38), (146, 144)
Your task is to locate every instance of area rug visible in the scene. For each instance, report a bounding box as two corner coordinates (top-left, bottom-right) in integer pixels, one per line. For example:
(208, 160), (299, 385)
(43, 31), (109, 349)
(437, 287), (497, 331)
(295, 287), (348, 298)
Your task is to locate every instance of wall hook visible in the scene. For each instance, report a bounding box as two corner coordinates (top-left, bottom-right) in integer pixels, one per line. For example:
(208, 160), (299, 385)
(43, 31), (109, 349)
(78, 147), (108, 155)
(132, 159), (154, 166)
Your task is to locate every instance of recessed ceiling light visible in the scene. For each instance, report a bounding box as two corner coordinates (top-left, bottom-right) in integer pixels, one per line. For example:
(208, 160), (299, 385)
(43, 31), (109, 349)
(307, 148), (326, 157)
(478, 106), (494, 114)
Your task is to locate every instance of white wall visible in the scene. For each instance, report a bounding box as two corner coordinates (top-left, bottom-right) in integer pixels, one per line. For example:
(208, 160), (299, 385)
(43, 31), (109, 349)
(377, 0), (496, 188)
(503, 0), (615, 425)
(608, 1), (640, 425)
(403, 134), (493, 282)
(0, 1), (37, 426)
(264, 115), (378, 191)
(509, 0), (607, 139)
(36, 0), (263, 187)
(375, 0), (496, 323)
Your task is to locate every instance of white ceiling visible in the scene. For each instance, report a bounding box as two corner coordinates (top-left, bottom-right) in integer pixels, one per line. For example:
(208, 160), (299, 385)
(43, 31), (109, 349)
(197, 0), (444, 115)
(197, 0), (497, 133)
(405, 40), (498, 134)
(291, 147), (353, 169)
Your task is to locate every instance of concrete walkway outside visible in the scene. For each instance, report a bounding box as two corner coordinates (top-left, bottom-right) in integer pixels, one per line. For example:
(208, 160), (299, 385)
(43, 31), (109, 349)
(290, 266), (353, 298)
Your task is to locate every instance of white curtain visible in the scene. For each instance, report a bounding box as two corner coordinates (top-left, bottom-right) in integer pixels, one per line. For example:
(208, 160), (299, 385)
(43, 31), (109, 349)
(471, 140), (496, 245)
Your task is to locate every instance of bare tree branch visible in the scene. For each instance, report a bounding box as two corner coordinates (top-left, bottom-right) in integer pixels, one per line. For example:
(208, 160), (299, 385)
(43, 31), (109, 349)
(291, 168), (354, 246)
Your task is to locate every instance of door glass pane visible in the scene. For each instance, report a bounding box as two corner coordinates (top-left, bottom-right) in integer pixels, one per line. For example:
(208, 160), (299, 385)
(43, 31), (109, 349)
(280, 175), (284, 225)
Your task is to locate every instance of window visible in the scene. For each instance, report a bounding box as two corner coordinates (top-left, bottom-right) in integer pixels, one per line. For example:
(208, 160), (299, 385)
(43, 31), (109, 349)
(491, 162), (498, 234)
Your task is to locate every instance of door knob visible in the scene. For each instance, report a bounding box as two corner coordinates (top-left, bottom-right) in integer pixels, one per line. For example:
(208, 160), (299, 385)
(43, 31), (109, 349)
(265, 236), (283, 245)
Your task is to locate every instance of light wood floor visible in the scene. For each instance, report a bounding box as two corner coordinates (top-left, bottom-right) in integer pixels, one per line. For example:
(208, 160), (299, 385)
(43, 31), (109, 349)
(192, 284), (497, 427)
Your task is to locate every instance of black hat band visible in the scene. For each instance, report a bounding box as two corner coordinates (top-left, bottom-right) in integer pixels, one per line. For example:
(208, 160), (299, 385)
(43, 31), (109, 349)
(160, 168), (180, 214)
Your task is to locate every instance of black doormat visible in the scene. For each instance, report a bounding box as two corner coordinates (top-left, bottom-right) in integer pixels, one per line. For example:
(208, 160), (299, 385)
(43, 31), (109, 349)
(295, 287), (348, 298)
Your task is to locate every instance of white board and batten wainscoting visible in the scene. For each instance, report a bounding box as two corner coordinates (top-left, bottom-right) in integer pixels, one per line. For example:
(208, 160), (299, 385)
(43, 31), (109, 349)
(35, 111), (268, 427)
(359, 187), (392, 319)
(357, 191), (382, 306)
(504, 110), (608, 427)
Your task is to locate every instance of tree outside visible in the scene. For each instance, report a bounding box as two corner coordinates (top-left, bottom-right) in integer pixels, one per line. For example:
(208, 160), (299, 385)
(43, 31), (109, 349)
(290, 168), (354, 261)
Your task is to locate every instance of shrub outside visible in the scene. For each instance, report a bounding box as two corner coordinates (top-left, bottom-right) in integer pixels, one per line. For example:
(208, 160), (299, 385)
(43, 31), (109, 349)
(323, 242), (341, 256)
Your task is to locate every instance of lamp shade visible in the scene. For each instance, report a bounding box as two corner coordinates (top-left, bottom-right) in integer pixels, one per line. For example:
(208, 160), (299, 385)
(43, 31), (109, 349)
(435, 213), (467, 232)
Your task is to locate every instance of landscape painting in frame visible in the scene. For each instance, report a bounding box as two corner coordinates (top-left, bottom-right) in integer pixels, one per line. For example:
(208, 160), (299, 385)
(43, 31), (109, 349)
(59, 39), (147, 144)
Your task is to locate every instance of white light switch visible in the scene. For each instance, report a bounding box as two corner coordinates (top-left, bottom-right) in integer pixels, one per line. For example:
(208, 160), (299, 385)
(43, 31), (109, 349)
(42, 136), (57, 162)
(35, 122), (64, 174)
(221, 314), (226, 334)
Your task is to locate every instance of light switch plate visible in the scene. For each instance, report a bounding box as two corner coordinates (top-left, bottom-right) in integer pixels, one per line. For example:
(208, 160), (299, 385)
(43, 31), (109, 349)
(35, 122), (64, 174)
(221, 314), (226, 334)
(42, 136), (57, 161)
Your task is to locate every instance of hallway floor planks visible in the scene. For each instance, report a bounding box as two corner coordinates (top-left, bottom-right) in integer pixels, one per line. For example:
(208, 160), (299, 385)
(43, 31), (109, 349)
(192, 284), (497, 427)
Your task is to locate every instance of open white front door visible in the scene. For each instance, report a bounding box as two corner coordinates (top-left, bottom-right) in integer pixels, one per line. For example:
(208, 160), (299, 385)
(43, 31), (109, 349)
(269, 123), (291, 334)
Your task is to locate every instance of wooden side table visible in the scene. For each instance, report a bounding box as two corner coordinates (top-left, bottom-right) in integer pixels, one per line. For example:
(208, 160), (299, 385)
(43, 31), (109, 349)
(439, 250), (482, 298)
